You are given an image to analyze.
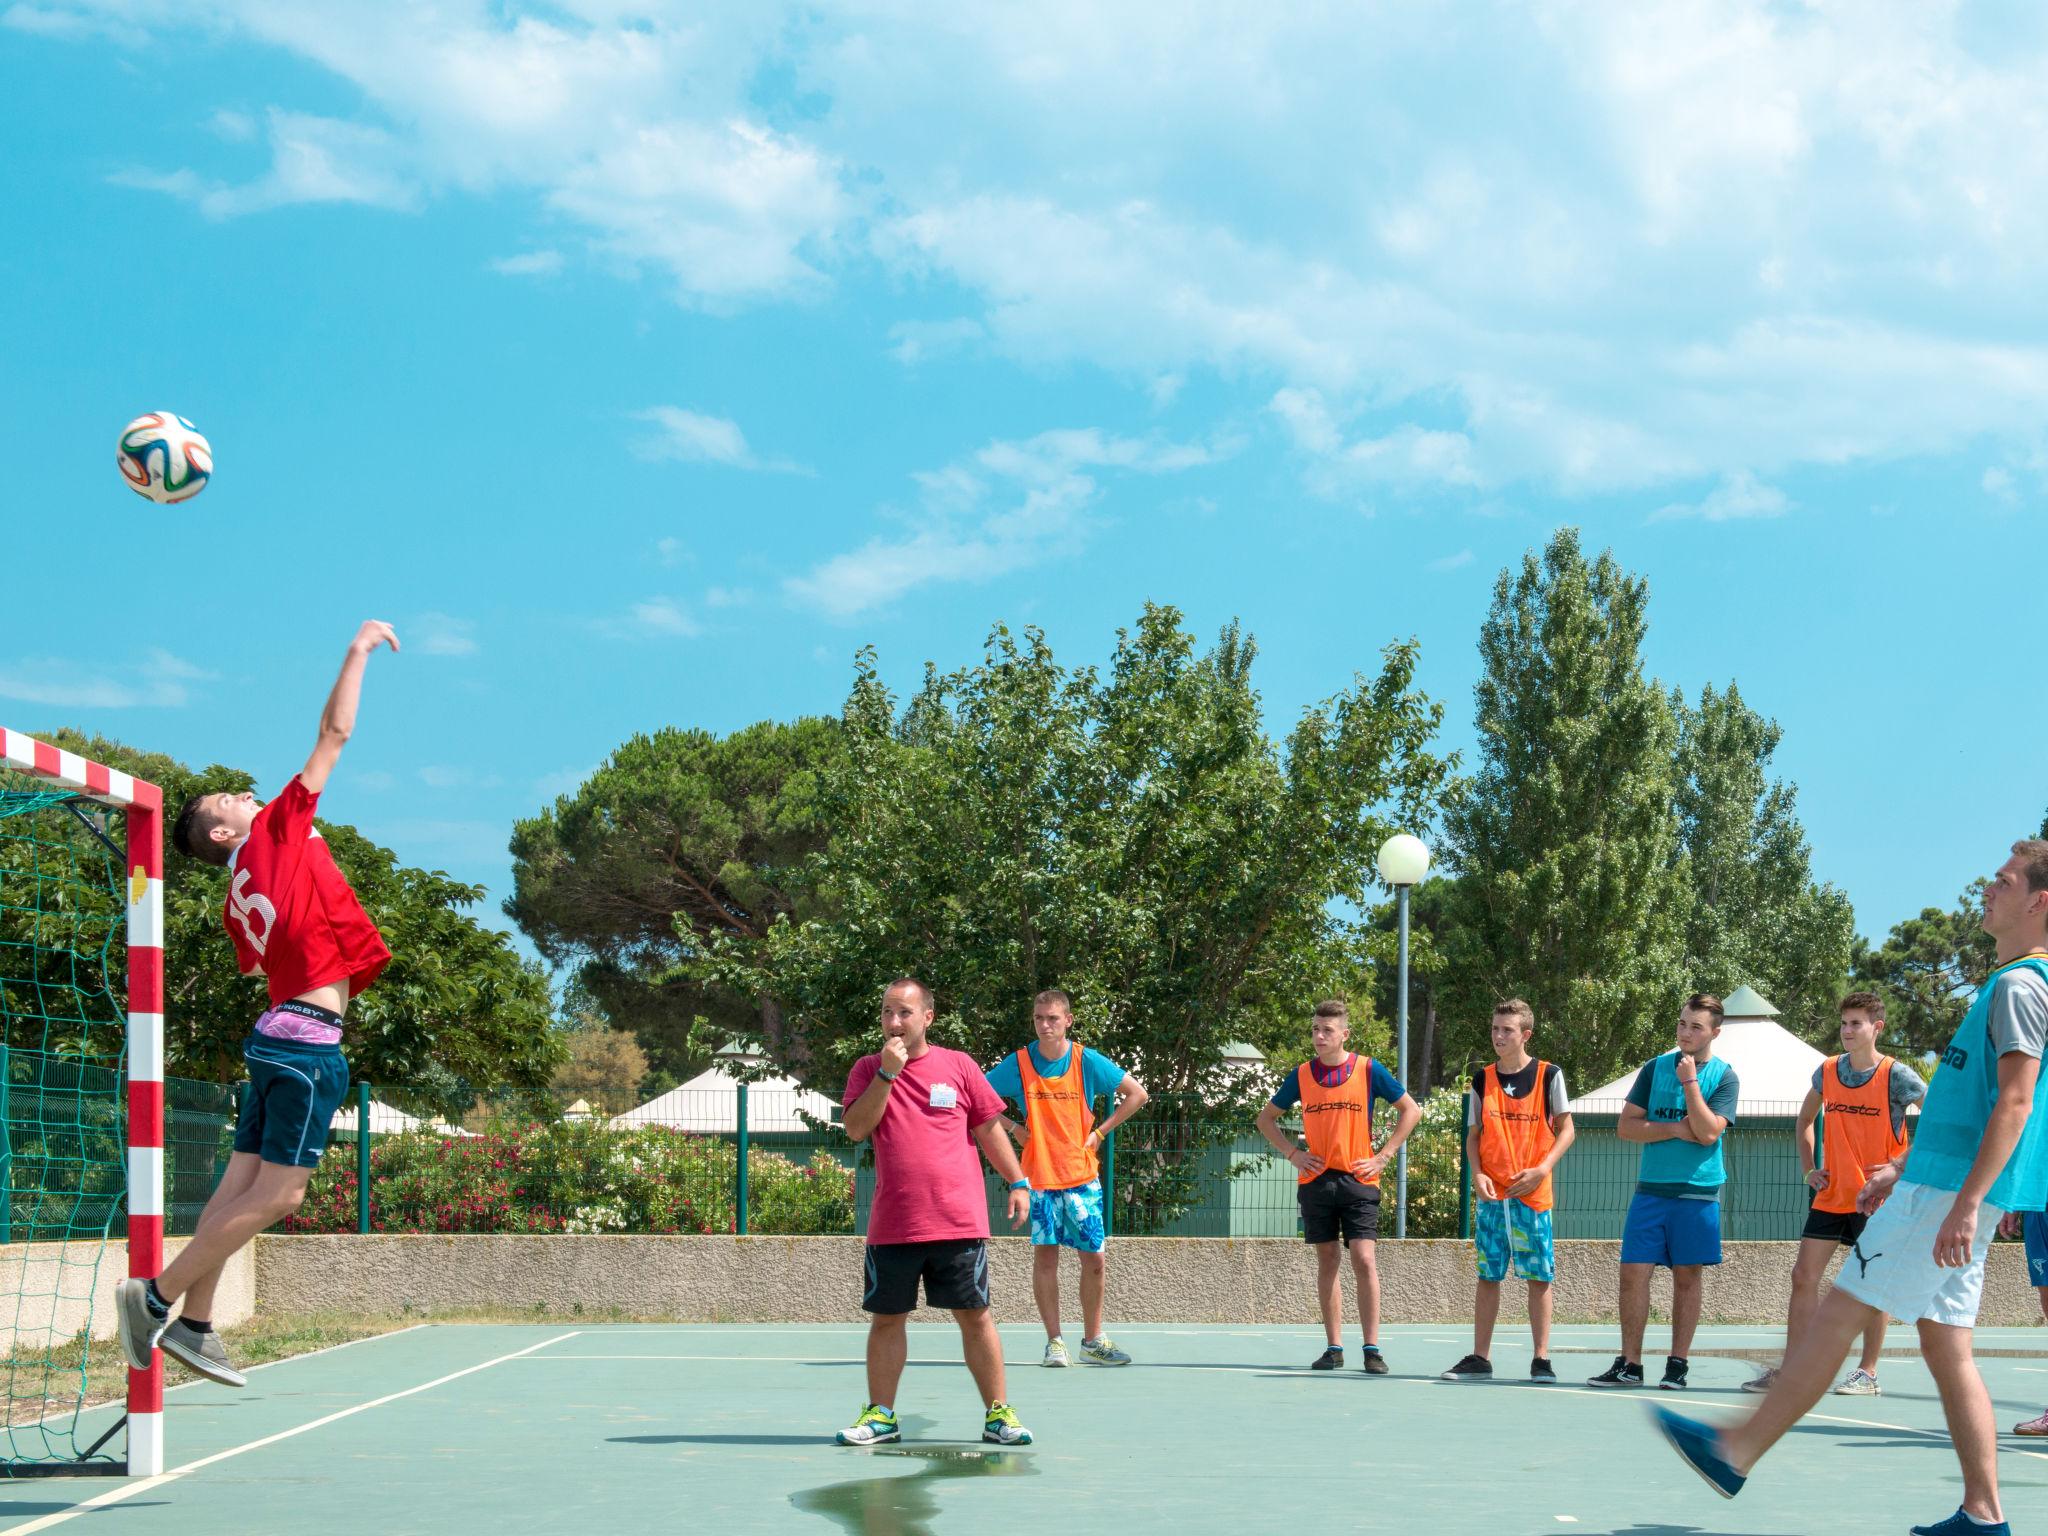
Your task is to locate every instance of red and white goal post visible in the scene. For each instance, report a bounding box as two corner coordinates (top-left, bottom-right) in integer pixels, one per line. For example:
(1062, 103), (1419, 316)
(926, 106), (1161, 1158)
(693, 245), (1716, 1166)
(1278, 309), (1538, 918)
(0, 728), (165, 1476)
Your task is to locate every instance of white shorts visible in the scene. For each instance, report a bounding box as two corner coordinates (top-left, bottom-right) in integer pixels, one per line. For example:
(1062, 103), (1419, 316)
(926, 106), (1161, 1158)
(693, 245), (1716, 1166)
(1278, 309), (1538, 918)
(1830, 1180), (2006, 1328)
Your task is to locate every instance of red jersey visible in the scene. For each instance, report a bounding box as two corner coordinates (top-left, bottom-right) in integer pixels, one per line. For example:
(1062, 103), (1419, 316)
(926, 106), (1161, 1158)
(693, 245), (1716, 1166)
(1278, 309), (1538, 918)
(223, 776), (391, 1006)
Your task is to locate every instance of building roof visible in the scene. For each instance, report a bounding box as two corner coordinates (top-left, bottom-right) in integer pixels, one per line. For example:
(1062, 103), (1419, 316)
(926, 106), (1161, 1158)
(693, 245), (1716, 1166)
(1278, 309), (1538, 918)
(613, 1065), (839, 1133)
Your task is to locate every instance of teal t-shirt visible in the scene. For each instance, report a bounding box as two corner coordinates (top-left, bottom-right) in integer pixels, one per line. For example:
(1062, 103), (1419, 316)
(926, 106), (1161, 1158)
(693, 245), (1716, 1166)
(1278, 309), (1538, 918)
(1904, 956), (2048, 1210)
(1627, 1052), (1738, 1199)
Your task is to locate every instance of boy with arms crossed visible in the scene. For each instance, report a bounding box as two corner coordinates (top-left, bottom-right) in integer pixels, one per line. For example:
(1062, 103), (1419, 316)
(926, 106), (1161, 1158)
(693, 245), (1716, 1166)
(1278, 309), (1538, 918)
(117, 621), (399, 1384)
(1742, 990), (1924, 1397)
(1442, 999), (1575, 1383)
(986, 989), (1150, 1367)
(1657, 841), (2048, 1536)
(839, 979), (1034, 1448)
(1255, 999), (1421, 1374)
(1588, 993), (1738, 1392)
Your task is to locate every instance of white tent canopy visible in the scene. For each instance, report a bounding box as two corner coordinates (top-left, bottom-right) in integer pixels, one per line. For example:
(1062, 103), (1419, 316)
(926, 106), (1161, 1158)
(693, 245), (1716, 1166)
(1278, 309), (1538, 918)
(1568, 989), (1829, 1115)
(329, 1098), (471, 1137)
(614, 1063), (838, 1133)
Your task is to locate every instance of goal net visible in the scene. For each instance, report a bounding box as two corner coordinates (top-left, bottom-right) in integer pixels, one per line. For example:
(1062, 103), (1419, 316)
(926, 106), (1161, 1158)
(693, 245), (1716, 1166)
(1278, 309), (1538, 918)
(0, 729), (163, 1477)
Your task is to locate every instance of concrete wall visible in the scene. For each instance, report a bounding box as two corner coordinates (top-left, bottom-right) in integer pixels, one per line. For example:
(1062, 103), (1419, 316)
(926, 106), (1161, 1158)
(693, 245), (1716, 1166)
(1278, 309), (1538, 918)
(255, 1234), (2048, 1328)
(0, 1237), (255, 1352)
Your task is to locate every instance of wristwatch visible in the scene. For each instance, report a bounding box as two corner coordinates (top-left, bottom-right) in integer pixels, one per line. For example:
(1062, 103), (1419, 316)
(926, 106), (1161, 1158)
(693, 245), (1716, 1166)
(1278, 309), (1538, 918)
(877, 1068), (899, 1083)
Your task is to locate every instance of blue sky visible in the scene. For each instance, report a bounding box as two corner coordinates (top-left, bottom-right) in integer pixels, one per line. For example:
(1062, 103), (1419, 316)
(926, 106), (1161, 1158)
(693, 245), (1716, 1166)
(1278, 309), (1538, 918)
(4, 1), (2044, 966)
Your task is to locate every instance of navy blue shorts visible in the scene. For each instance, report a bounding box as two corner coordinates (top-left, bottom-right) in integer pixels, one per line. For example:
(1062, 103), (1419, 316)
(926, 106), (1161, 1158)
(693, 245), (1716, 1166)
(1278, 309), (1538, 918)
(233, 1034), (350, 1169)
(1620, 1192), (1722, 1268)
(2025, 1209), (2048, 1289)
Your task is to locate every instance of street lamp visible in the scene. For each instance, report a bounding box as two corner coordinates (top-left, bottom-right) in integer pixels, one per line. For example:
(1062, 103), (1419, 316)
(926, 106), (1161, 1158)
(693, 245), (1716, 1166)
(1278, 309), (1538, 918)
(1376, 833), (1430, 1238)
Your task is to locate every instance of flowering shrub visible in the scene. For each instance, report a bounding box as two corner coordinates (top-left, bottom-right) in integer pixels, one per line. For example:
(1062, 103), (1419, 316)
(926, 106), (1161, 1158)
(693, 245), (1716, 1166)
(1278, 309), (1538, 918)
(285, 1120), (855, 1235)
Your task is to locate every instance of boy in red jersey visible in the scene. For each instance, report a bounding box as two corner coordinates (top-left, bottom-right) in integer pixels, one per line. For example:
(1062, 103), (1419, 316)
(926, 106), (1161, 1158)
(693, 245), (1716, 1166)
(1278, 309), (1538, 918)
(116, 621), (398, 1386)
(1255, 999), (1420, 1373)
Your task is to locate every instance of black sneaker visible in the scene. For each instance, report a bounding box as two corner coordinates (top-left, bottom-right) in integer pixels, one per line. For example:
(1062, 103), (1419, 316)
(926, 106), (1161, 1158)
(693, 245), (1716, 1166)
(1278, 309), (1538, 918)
(1441, 1354), (1493, 1381)
(1587, 1356), (1644, 1388)
(1310, 1346), (1344, 1371)
(1529, 1356), (1558, 1383)
(1660, 1357), (1690, 1391)
(1361, 1350), (1390, 1375)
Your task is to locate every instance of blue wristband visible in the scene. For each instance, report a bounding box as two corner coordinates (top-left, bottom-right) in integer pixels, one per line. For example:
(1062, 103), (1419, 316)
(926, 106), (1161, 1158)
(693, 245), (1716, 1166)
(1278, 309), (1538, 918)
(1008, 1179), (1030, 1192)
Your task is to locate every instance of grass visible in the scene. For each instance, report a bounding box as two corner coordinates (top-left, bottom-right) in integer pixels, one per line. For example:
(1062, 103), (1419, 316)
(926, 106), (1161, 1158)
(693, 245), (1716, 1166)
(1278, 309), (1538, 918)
(4, 1300), (675, 1427)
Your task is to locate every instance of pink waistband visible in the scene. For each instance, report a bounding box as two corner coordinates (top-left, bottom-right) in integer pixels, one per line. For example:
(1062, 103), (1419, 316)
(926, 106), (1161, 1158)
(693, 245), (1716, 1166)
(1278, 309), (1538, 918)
(253, 1007), (344, 1045)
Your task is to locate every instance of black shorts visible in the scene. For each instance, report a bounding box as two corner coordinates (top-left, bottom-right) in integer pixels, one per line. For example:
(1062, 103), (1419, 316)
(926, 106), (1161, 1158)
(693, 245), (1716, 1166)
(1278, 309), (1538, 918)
(861, 1239), (991, 1314)
(1299, 1172), (1381, 1245)
(1802, 1205), (1869, 1246)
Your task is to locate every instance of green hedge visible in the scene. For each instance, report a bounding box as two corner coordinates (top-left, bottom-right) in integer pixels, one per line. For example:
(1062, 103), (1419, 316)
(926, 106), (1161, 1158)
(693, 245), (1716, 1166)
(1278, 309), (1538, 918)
(286, 1119), (854, 1235)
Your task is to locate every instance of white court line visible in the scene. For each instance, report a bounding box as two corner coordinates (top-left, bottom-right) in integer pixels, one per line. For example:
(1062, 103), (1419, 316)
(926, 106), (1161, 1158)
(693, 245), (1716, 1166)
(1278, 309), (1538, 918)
(0, 1330), (582, 1535)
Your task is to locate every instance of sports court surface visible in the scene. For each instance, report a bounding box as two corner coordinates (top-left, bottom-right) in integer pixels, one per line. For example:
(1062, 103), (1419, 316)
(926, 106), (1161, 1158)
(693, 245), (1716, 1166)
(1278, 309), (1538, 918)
(2, 1323), (2043, 1535)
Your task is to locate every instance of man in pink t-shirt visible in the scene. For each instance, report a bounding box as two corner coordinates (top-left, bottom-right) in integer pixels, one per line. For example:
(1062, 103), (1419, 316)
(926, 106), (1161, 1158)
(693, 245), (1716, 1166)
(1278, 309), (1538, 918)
(836, 978), (1033, 1449)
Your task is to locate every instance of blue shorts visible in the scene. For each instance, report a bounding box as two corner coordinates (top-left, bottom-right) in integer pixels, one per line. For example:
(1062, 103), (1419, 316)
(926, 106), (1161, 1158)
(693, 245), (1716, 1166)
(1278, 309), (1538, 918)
(1474, 1198), (1555, 1282)
(1030, 1179), (1107, 1253)
(1620, 1192), (1723, 1268)
(232, 1033), (350, 1169)
(2025, 1209), (2048, 1289)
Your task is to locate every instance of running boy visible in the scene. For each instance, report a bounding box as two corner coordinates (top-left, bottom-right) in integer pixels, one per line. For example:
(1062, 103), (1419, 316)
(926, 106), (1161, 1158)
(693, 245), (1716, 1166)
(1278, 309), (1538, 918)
(986, 989), (1150, 1368)
(1656, 840), (2048, 1536)
(1742, 990), (1924, 1397)
(1588, 993), (1738, 1392)
(117, 620), (399, 1385)
(1255, 999), (1421, 1374)
(1442, 998), (1574, 1384)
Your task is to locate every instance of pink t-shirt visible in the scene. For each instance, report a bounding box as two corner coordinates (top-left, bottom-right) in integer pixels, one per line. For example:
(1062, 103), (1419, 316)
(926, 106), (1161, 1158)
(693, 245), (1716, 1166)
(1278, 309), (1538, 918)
(845, 1045), (1004, 1245)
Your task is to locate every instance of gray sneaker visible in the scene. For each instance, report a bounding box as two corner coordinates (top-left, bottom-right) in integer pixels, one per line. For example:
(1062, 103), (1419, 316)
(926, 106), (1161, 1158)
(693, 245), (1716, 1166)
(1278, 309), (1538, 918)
(113, 1278), (167, 1372)
(159, 1320), (246, 1388)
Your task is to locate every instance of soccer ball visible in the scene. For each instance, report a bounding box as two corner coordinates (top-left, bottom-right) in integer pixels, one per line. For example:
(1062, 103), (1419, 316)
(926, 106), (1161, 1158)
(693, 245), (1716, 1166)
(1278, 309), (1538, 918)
(116, 412), (212, 504)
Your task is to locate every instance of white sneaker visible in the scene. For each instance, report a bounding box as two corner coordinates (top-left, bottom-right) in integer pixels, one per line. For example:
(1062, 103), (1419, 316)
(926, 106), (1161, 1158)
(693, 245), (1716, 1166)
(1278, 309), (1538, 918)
(1833, 1368), (1881, 1396)
(1042, 1338), (1071, 1368)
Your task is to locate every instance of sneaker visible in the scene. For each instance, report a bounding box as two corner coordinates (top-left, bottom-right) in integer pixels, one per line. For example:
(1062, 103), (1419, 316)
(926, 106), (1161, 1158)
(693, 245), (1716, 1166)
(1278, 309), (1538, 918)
(1740, 1366), (1780, 1394)
(1587, 1356), (1644, 1388)
(1651, 1405), (1747, 1499)
(1360, 1349), (1390, 1375)
(113, 1278), (168, 1373)
(836, 1404), (901, 1446)
(158, 1320), (246, 1388)
(1041, 1338), (1071, 1368)
(1441, 1354), (1493, 1381)
(1310, 1346), (1344, 1371)
(2013, 1409), (2048, 1436)
(1833, 1368), (1881, 1397)
(1529, 1357), (1557, 1383)
(1660, 1356), (1690, 1391)
(1079, 1336), (1131, 1366)
(1910, 1513), (2011, 1536)
(982, 1402), (1033, 1446)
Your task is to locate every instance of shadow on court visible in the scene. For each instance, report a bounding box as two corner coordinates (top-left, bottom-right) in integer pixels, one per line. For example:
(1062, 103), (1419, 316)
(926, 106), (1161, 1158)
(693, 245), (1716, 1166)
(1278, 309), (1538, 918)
(791, 1446), (1037, 1536)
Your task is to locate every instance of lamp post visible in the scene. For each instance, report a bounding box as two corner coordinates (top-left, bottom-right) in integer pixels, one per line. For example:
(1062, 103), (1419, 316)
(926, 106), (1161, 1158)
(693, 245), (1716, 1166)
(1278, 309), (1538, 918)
(1375, 833), (1430, 1237)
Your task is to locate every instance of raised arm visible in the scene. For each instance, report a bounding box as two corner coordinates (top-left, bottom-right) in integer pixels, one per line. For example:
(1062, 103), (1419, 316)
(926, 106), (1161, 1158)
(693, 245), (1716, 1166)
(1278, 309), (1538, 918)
(300, 621), (399, 794)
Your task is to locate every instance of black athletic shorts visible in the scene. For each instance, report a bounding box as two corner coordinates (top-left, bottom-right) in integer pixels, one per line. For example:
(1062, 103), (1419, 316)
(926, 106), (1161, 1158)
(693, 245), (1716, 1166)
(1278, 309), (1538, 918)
(1802, 1205), (1869, 1246)
(1298, 1172), (1381, 1245)
(861, 1239), (991, 1314)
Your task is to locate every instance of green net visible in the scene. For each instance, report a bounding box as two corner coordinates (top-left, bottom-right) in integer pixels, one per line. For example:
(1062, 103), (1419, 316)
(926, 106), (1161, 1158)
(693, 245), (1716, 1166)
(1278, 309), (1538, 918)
(0, 781), (129, 1473)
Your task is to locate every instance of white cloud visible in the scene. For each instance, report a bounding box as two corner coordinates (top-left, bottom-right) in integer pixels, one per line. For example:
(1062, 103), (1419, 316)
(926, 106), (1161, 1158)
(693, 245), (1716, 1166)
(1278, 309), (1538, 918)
(631, 407), (805, 473)
(0, 648), (213, 709)
(1982, 466), (2018, 504)
(1271, 388), (1482, 497)
(787, 426), (1224, 619)
(888, 317), (984, 365)
(597, 596), (701, 640)
(208, 109), (256, 142)
(704, 585), (752, 608)
(114, 109), (416, 218)
(490, 249), (563, 277)
(1652, 471), (1792, 523)
(533, 764), (593, 799)
(413, 611), (478, 657)
(1427, 549), (1475, 572)
(655, 536), (688, 566)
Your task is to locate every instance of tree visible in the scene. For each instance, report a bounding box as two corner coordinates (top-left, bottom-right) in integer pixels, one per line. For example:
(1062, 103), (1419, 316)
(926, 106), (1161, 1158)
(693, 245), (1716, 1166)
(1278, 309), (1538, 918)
(697, 604), (1453, 1229)
(505, 719), (838, 1080)
(1671, 682), (1855, 1043)
(549, 1024), (651, 1116)
(1852, 888), (1994, 1060)
(1440, 528), (1685, 1092)
(7, 731), (559, 1104)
